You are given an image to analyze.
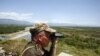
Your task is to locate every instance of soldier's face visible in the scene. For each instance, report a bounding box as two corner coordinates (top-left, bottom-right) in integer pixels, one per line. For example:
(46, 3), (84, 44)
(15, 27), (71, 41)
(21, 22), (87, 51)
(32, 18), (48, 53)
(35, 31), (51, 47)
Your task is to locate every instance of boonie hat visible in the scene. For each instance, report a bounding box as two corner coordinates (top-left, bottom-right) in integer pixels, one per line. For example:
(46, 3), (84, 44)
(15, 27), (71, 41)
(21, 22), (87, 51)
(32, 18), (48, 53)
(32, 23), (56, 32)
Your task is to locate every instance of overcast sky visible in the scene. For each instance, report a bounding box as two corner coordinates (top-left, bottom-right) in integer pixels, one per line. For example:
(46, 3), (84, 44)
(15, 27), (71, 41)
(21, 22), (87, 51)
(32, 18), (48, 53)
(0, 0), (100, 26)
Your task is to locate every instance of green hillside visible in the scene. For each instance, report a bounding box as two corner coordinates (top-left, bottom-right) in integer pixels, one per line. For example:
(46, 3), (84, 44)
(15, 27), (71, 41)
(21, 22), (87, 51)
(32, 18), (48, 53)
(0, 25), (26, 34)
(0, 27), (100, 56)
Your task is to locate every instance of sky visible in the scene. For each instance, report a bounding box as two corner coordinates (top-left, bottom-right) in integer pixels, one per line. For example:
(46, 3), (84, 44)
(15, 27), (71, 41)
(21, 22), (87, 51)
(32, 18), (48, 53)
(0, 0), (100, 26)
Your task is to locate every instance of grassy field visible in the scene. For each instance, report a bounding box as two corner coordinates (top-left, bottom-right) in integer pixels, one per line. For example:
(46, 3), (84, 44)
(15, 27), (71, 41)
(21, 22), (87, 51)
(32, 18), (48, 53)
(53, 27), (100, 56)
(0, 25), (26, 34)
(0, 26), (100, 56)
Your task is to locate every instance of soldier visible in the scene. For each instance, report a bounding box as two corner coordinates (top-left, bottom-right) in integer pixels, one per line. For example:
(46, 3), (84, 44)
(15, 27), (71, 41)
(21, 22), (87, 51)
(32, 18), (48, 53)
(21, 23), (58, 56)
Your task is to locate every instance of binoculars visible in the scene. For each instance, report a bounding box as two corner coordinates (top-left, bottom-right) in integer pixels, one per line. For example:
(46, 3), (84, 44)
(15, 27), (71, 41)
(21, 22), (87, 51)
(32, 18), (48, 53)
(50, 32), (63, 39)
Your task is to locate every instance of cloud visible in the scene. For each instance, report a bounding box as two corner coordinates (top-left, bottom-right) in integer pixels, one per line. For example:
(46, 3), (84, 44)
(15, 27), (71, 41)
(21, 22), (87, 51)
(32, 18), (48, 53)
(1, 12), (99, 26)
(0, 12), (70, 24)
(0, 13), (72, 26)
(0, 12), (33, 21)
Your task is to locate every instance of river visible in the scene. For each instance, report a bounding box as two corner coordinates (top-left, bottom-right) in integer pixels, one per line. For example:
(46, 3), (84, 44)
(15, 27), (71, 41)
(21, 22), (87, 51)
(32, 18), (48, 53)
(0, 31), (31, 41)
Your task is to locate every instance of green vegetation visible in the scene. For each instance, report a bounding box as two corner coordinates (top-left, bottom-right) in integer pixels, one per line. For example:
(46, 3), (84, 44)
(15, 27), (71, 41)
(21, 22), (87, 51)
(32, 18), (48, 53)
(53, 27), (100, 56)
(0, 27), (100, 56)
(0, 39), (28, 55)
(0, 25), (26, 34)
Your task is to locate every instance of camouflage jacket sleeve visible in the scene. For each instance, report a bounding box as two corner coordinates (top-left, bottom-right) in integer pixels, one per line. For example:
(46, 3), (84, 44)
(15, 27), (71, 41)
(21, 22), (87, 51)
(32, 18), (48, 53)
(20, 42), (44, 56)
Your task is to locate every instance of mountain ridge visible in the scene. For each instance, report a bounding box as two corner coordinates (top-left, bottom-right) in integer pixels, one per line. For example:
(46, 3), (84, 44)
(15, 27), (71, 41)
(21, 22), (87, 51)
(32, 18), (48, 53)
(0, 19), (32, 25)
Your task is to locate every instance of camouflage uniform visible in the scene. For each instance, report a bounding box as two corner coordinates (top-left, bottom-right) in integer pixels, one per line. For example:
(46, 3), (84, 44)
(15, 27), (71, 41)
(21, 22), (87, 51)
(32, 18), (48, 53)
(20, 42), (45, 56)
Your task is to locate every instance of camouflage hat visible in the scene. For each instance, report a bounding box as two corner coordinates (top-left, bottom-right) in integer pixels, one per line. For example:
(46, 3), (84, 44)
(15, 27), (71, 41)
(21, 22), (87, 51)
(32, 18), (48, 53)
(32, 23), (56, 33)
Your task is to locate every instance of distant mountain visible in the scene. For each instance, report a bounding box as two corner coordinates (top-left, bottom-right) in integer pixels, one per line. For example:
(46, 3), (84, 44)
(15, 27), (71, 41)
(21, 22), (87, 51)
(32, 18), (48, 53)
(47, 23), (100, 27)
(1, 19), (96, 27)
(47, 23), (78, 26)
(0, 19), (32, 25)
